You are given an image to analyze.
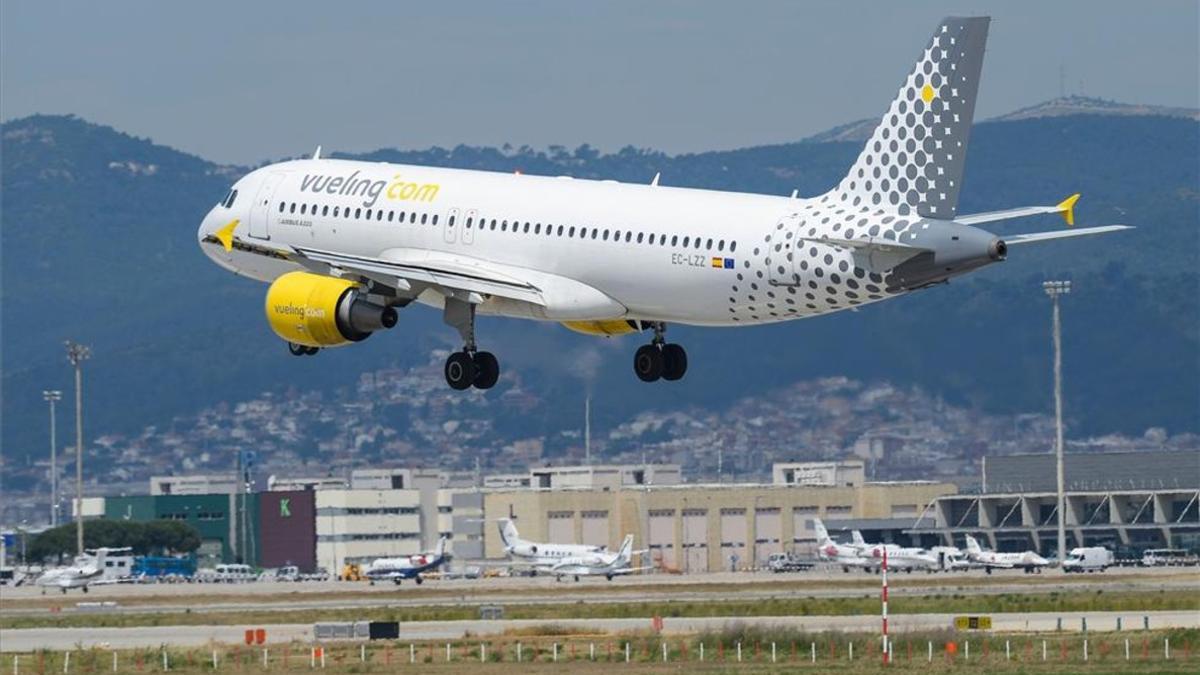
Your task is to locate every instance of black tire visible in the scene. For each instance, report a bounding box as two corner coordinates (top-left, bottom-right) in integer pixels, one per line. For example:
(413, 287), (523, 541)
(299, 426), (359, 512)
(415, 576), (423, 585)
(661, 343), (688, 381)
(472, 351), (500, 389)
(444, 352), (476, 390)
(288, 342), (307, 356)
(634, 345), (664, 382)
(304, 346), (320, 356)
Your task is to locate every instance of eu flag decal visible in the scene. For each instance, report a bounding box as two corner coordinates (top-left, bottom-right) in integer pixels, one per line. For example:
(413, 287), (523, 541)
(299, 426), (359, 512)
(723, 258), (735, 269)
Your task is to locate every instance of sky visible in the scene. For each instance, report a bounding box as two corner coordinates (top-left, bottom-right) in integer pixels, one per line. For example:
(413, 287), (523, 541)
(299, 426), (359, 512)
(2, 1), (1197, 165)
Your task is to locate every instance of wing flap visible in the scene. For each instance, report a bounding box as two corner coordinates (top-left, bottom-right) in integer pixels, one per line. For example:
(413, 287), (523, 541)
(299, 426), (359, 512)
(293, 246), (546, 306)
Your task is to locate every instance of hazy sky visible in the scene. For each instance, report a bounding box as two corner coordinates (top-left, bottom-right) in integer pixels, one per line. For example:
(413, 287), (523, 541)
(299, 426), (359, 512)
(3, 1), (1197, 165)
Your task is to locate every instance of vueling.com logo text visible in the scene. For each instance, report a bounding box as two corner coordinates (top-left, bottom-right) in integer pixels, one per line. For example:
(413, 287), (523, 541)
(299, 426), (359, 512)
(299, 171), (439, 208)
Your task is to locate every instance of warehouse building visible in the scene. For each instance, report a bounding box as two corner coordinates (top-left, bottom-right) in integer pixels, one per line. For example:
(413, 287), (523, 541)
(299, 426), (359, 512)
(482, 475), (954, 572)
(912, 450), (1200, 555)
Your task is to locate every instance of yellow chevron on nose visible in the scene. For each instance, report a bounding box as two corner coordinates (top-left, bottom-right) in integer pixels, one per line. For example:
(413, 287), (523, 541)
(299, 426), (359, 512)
(215, 219), (239, 252)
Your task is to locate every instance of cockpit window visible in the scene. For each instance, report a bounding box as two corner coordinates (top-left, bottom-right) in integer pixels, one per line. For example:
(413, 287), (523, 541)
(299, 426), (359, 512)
(220, 189), (238, 208)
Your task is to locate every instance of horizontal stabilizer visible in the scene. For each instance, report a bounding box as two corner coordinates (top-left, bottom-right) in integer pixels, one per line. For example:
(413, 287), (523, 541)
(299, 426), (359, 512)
(956, 193), (1081, 227)
(801, 236), (929, 273)
(1003, 224), (1132, 246)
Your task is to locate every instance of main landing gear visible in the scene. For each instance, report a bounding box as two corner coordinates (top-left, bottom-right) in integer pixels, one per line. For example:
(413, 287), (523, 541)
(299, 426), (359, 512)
(443, 298), (499, 390)
(633, 322), (687, 382)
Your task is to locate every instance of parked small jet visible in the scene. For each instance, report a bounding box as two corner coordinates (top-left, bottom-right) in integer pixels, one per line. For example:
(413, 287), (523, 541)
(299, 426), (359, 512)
(849, 530), (939, 572)
(548, 534), (648, 581)
(498, 518), (606, 572)
(363, 537), (448, 585)
(36, 547), (131, 594)
(813, 519), (871, 572)
(964, 534), (1050, 574)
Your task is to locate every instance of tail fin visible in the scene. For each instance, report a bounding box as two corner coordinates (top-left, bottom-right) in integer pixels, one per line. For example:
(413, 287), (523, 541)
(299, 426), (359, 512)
(851, 530), (866, 546)
(828, 16), (990, 219)
(617, 534), (634, 561)
(434, 536), (447, 558)
(965, 535), (982, 554)
(813, 518), (830, 544)
(499, 519), (520, 548)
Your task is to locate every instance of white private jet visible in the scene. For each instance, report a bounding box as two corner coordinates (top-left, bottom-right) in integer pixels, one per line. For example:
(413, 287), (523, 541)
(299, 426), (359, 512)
(963, 535), (1050, 574)
(199, 16), (1130, 391)
(498, 518), (606, 573)
(35, 547), (131, 594)
(363, 537), (448, 585)
(548, 534), (649, 582)
(849, 530), (939, 572)
(813, 519), (871, 573)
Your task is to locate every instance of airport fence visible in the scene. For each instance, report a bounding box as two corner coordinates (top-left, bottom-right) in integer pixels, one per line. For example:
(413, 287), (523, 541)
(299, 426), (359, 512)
(8, 629), (1199, 673)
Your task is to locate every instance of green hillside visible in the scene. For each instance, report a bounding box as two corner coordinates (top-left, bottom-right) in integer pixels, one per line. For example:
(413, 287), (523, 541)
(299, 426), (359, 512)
(1, 113), (1196, 466)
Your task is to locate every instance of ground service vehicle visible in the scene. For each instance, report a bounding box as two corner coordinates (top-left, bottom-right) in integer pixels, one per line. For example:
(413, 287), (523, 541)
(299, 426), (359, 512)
(1062, 547), (1113, 573)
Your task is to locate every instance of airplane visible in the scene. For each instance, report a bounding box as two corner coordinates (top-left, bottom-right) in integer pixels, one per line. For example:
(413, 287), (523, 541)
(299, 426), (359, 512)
(198, 16), (1131, 391)
(849, 530), (939, 572)
(35, 547), (131, 594)
(497, 518), (606, 573)
(963, 534), (1050, 574)
(363, 537), (448, 585)
(547, 534), (650, 582)
(812, 518), (871, 573)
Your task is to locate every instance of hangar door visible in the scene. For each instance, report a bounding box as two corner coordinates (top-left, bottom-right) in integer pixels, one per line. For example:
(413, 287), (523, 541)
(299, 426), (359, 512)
(648, 509), (676, 569)
(754, 507), (782, 565)
(719, 508), (747, 571)
(581, 510), (609, 548)
(547, 511), (575, 544)
(682, 509), (708, 573)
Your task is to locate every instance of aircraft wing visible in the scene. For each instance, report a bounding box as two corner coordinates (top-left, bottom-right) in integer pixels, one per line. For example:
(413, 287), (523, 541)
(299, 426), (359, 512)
(608, 566), (654, 575)
(291, 245), (546, 306)
(1001, 225), (1132, 246)
(956, 194), (1081, 226)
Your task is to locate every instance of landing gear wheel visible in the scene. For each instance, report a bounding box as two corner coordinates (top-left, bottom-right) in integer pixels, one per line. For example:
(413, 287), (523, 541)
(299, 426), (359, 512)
(288, 342), (307, 356)
(634, 345), (664, 382)
(472, 351), (500, 390)
(661, 343), (688, 381)
(444, 351), (477, 390)
(415, 576), (423, 585)
(304, 346), (319, 356)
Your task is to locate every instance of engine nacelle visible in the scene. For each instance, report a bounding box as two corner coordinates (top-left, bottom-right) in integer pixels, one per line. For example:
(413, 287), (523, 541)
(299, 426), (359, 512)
(265, 271), (397, 347)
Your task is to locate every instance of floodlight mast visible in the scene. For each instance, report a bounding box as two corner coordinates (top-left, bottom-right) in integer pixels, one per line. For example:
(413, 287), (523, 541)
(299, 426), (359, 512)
(65, 340), (91, 555)
(42, 390), (62, 526)
(1042, 281), (1071, 565)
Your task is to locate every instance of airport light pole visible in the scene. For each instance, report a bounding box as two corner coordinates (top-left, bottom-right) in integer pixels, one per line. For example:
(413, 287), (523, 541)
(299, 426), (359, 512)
(1042, 281), (1070, 565)
(43, 390), (62, 527)
(65, 340), (91, 556)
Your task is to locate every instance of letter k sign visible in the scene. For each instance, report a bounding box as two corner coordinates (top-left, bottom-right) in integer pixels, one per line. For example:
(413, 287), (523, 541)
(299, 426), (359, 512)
(280, 498), (291, 517)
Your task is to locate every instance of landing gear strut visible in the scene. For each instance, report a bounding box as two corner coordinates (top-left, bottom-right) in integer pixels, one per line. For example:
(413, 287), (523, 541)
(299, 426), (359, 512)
(443, 298), (499, 390)
(633, 323), (687, 382)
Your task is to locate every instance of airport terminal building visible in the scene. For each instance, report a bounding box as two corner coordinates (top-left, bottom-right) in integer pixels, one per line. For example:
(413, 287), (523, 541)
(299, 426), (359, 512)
(912, 450), (1200, 556)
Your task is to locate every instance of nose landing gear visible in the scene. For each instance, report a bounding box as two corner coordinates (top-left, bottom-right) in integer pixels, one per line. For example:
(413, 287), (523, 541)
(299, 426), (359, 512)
(633, 322), (687, 382)
(287, 342), (320, 356)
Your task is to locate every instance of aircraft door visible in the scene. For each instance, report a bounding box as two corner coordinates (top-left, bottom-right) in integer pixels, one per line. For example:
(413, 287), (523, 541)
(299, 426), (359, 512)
(249, 172), (286, 240)
(460, 209), (478, 245)
(443, 207), (459, 244)
(767, 212), (802, 286)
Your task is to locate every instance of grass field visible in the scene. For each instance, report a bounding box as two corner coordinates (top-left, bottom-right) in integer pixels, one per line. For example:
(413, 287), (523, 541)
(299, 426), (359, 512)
(2, 588), (1197, 630)
(7, 627), (1198, 674)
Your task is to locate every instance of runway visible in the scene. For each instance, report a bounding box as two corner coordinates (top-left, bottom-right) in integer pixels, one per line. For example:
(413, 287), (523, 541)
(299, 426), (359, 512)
(3, 567), (1195, 618)
(2, 610), (1196, 651)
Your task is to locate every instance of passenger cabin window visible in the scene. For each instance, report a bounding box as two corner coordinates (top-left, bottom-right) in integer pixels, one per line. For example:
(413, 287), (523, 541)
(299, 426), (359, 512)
(322, 205), (329, 216)
(433, 214), (439, 225)
(289, 203), (297, 214)
(278, 202), (285, 213)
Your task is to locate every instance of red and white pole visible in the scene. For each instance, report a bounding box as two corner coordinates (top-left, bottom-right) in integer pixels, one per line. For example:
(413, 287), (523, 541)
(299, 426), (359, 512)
(882, 547), (889, 665)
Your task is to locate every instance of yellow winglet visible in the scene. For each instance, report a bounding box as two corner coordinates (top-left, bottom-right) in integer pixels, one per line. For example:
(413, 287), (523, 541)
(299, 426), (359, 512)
(1056, 193), (1080, 227)
(215, 219), (239, 252)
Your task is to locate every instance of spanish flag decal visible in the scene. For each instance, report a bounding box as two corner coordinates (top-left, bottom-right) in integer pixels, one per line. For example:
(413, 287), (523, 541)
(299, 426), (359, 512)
(711, 257), (724, 269)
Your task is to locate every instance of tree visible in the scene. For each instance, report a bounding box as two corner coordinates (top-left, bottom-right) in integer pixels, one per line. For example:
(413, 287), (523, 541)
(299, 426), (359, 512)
(27, 519), (202, 562)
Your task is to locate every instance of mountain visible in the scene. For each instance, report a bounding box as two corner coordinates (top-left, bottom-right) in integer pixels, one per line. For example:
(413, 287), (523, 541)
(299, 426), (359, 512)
(1, 108), (1197, 472)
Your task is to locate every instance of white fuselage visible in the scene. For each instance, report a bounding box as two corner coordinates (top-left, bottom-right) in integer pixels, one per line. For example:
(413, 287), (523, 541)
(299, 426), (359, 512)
(199, 159), (906, 327)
